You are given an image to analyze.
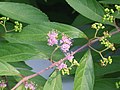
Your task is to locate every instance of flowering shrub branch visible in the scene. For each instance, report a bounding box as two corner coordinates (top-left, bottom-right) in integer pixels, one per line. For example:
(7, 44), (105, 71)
(11, 25), (120, 90)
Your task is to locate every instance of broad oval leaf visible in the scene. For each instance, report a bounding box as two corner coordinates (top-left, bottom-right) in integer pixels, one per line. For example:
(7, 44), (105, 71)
(4, 22), (87, 44)
(0, 2), (49, 24)
(0, 43), (38, 62)
(9, 61), (32, 70)
(94, 78), (118, 90)
(72, 14), (93, 27)
(3, 22), (87, 61)
(0, 61), (20, 76)
(74, 50), (94, 90)
(43, 70), (62, 90)
(65, 0), (104, 22)
(99, 0), (120, 4)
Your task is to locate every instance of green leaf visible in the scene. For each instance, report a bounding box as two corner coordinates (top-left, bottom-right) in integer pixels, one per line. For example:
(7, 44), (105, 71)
(4, 22), (87, 44)
(99, 0), (120, 4)
(32, 41), (64, 61)
(0, 43), (38, 62)
(0, 61), (20, 76)
(94, 78), (119, 90)
(65, 0), (104, 22)
(95, 56), (120, 77)
(16, 84), (26, 90)
(43, 70), (62, 90)
(0, 2), (49, 24)
(3, 0), (37, 6)
(9, 61), (32, 70)
(17, 69), (46, 90)
(72, 14), (93, 27)
(74, 50), (94, 90)
(3, 22), (87, 61)
(109, 29), (120, 44)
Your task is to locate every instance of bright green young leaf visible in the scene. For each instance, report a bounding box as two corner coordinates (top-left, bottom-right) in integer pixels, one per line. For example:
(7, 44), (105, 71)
(74, 50), (94, 90)
(0, 2), (49, 24)
(95, 56), (120, 77)
(16, 69), (46, 90)
(99, 0), (120, 4)
(0, 61), (20, 76)
(43, 70), (62, 90)
(0, 43), (38, 62)
(65, 0), (104, 22)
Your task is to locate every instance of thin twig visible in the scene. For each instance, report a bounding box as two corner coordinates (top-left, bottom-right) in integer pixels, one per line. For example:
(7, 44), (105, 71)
(11, 28), (120, 90)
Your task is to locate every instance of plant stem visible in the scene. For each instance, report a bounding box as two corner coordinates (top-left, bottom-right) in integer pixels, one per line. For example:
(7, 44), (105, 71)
(94, 30), (99, 38)
(100, 47), (109, 53)
(50, 45), (59, 61)
(89, 45), (100, 53)
(11, 27), (120, 90)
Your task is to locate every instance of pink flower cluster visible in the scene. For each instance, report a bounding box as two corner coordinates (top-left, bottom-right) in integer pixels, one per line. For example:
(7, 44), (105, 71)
(66, 52), (74, 60)
(0, 81), (6, 88)
(47, 31), (72, 53)
(47, 31), (74, 70)
(25, 82), (36, 90)
(57, 63), (67, 70)
(60, 34), (72, 52)
(47, 31), (58, 46)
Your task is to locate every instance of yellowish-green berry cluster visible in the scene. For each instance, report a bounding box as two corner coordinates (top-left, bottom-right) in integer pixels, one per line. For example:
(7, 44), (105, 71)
(91, 23), (105, 30)
(14, 21), (22, 32)
(0, 17), (9, 24)
(103, 8), (114, 22)
(0, 17), (9, 21)
(116, 81), (120, 89)
(115, 5), (120, 12)
(69, 59), (79, 69)
(100, 31), (115, 51)
(100, 56), (112, 66)
(61, 68), (70, 75)
(61, 59), (79, 75)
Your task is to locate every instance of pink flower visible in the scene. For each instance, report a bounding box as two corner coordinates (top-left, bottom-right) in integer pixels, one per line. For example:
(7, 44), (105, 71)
(48, 38), (58, 46)
(57, 63), (67, 70)
(25, 82), (36, 90)
(60, 34), (72, 45)
(60, 34), (72, 52)
(47, 31), (58, 46)
(0, 81), (6, 88)
(60, 44), (70, 52)
(66, 53), (74, 60)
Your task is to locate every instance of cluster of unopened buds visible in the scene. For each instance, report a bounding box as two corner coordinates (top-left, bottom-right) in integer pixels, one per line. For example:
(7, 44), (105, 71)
(24, 81), (36, 90)
(100, 31), (116, 51)
(14, 21), (22, 32)
(47, 30), (79, 75)
(0, 16), (23, 33)
(100, 56), (112, 66)
(103, 8), (114, 22)
(91, 23), (105, 30)
(0, 80), (7, 89)
(115, 5), (120, 12)
(0, 17), (9, 24)
(116, 81), (120, 89)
